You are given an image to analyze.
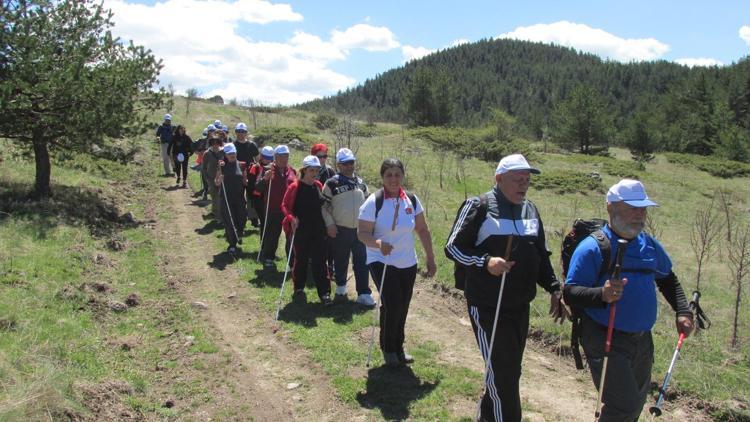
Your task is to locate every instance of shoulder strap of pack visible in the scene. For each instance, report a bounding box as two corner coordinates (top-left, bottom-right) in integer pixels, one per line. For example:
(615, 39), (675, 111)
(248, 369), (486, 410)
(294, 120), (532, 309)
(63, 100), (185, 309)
(592, 229), (612, 279)
(374, 188), (385, 219)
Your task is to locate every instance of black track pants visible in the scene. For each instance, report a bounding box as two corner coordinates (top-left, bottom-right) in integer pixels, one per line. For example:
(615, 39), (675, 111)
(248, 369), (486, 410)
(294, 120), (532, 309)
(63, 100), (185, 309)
(368, 262), (417, 354)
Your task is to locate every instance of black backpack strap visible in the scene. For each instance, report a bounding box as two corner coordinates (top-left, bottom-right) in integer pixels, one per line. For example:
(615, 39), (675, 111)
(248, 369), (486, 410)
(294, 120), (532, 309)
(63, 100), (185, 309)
(374, 188), (385, 219)
(570, 229), (611, 370)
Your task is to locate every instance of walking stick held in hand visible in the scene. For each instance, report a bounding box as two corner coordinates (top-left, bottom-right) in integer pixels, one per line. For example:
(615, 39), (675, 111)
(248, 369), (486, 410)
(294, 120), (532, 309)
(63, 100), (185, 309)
(594, 238), (629, 420)
(649, 291), (710, 416)
(257, 166), (273, 262)
(366, 199), (400, 367)
(474, 235), (514, 422)
(274, 229), (296, 323)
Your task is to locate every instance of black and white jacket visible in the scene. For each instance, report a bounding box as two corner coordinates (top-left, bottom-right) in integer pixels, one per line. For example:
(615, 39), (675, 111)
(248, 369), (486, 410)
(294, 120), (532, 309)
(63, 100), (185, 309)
(445, 187), (560, 310)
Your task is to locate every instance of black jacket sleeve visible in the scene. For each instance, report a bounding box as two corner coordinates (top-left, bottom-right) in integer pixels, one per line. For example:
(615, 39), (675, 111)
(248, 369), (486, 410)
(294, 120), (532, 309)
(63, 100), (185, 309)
(535, 217), (560, 293)
(444, 198), (488, 269)
(563, 284), (607, 309)
(655, 271), (692, 317)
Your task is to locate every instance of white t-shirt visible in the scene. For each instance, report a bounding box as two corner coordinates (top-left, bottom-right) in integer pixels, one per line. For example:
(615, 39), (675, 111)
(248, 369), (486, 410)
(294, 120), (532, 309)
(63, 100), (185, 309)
(358, 191), (423, 269)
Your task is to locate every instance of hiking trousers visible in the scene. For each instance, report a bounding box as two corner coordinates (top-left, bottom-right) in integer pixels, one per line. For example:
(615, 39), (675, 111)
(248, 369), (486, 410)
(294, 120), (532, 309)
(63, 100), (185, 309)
(160, 143), (172, 175)
(208, 183), (220, 219)
(581, 315), (653, 422)
(368, 262), (417, 354)
(332, 226), (370, 295)
(173, 157), (188, 180)
(221, 199), (247, 248)
(292, 230), (330, 299)
(467, 302), (529, 422)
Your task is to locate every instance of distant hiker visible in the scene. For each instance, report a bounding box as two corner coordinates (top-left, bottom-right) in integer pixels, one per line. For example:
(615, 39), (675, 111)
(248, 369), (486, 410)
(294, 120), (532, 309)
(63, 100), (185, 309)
(201, 132), (225, 222)
(444, 153), (566, 422)
(248, 146), (274, 231)
(155, 114), (174, 176)
(214, 119), (222, 130)
(282, 155), (333, 306)
(564, 179), (693, 422)
(257, 144), (297, 268)
(215, 143), (248, 255)
(191, 128), (209, 198)
(167, 125), (192, 188)
(322, 148), (374, 306)
(357, 158), (436, 366)
(234, 122), (260, 224)
(312, 142), (337, 279)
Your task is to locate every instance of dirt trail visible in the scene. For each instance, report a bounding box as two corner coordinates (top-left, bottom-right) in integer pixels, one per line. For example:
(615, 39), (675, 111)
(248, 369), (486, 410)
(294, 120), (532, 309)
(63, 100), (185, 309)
(157, 182), (368, 421)
(158, 179), (707, 421)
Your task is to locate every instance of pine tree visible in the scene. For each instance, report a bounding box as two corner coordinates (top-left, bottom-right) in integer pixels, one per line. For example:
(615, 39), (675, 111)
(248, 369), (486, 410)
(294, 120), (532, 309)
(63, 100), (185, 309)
(406, 68), (435, 127)
(0, 0), (166, 197)
(627, 113), (656, 165)
(551, 85), (612, 154)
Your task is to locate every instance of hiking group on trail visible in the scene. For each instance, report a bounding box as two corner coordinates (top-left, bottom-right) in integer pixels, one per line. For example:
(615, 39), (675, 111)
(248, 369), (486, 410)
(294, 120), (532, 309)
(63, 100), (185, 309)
(157, 115), (700, 422)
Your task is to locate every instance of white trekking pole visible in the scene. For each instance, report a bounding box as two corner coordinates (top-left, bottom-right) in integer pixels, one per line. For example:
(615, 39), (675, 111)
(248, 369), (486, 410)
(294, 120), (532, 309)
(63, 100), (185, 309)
(257, 168), (273, 262)
(475, 235), (513, 422)
(366, 199), (400, 367)
(274, 229), (296, 322)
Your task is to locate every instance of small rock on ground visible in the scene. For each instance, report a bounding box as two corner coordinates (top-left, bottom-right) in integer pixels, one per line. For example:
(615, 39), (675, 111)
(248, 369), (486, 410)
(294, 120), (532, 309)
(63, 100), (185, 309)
(191, 301), (208, 310)
(108, 301), (128, 313)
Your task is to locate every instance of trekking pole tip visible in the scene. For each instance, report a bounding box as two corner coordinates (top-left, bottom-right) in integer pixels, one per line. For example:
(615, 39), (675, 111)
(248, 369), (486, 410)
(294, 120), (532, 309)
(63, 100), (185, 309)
(649, 406), (662, 417)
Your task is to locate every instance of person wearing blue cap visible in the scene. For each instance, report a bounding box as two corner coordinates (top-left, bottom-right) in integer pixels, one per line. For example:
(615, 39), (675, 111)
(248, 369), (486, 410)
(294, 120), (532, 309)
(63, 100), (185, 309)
(247, 146), (274, 230)
(215, 143), (248, 254)
(564, 179), (693, 421)
(256, 144), (297, 267)
(156, 114), (174, 176)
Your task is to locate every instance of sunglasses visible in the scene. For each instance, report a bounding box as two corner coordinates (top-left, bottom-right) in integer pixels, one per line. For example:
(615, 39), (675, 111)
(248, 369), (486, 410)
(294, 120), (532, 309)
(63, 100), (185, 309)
(316, 155), (328, 159)
(235, 130), (247, 133)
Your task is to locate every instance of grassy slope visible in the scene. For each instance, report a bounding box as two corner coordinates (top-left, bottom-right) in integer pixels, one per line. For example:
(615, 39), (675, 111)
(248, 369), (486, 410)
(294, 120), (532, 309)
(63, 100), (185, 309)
(173, 96), (749, 416)
(0, 142), (232, 419)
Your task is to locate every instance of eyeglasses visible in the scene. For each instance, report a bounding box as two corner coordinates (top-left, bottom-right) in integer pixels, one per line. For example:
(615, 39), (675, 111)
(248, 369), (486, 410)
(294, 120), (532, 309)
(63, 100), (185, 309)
(317, 155), (328, 159)
(235, 130), (247, 133)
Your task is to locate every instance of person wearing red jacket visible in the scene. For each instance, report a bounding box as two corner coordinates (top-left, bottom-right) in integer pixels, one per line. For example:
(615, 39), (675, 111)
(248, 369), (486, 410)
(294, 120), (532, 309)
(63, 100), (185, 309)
(256, 144), (297, 268)
(282, 155), (332, 306)
(247, 146), (274, 231)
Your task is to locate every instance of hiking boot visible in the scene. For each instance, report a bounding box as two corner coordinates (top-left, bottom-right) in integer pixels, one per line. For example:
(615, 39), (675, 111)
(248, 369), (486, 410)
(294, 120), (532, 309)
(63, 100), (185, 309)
(202, 194), (208, 201)
(237, 236), (243, 245)
(335, 285), (347, 296)
(182, 182), (187, 189)
(397, 351), (414, 364)
(382, 352), (402, 367)
(292, 289), (306, 301)
(321, 294), (333, 307)
(356, 293), (376, 307)
(176, 177), (181, 185)
(227, 246), (237, 255)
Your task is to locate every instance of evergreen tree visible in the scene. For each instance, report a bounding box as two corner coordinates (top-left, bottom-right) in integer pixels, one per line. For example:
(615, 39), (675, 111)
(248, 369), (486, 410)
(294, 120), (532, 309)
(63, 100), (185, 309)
(682, 73), (718, 155)
(551, 85), (612, 154)
(626, 113), (656, 165)
(0, 0), (165, 197)
(406, 67), (435, 126)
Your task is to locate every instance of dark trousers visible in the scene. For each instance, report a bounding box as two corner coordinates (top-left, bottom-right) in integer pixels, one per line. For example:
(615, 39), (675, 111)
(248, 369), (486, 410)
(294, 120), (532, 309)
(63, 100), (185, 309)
(333, 226), (370, 295)
(261, 211), (284, 260)
(368, 262), (417, 353)
(221, 199), (247, 248)
(467, 302), (529, 422)
(251, 196), (264, 230)
(173, 158), (188, 180)
(581, 316), (653, 422)
(292, 231), (330, 299)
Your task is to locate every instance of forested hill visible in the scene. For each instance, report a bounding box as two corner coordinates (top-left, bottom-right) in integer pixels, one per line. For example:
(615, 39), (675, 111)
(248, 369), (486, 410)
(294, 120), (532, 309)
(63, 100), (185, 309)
(300, 38), (750, 138)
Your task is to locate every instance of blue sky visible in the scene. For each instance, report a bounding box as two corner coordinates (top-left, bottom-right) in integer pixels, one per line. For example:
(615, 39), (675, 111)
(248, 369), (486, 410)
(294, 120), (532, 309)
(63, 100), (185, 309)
(105, 0), (750, 104)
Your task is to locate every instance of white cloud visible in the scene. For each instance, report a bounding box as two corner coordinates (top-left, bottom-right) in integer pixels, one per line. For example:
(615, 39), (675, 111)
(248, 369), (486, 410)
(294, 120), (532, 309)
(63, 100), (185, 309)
(401, 45), (435, 62)
(449, 38), (470, 47)
(104, 0), (379, 104)
(740, 25), (750, 45)
(497, 21), (669, 62)
(675, 57), (723, 67)
(331, 24), (400, 52)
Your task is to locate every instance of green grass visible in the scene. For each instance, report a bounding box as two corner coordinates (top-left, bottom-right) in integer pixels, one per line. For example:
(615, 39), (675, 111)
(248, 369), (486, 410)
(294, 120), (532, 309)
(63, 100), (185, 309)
(0, 141), (230, 419)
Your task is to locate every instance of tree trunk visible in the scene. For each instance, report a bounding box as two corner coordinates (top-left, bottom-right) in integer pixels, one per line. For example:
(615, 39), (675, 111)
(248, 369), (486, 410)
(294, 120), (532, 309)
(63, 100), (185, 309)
(732, 279), (741, 349)
(32, 131), (52, 198)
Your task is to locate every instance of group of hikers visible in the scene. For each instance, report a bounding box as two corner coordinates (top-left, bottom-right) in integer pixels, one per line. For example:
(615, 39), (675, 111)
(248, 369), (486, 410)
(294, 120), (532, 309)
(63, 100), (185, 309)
(156, 113), (697, 422)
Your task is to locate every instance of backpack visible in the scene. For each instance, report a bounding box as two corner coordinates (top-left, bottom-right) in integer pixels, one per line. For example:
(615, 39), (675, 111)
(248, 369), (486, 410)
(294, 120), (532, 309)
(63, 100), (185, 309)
(373, 188), (417, 219)
(560, 218), (611, 370)
(451, 194), (488, 291)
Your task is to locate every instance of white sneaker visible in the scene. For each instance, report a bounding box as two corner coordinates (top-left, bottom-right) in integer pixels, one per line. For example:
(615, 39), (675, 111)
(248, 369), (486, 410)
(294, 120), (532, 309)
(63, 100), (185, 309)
(356, 294), (375, 306)
(335, 285), (347, 296)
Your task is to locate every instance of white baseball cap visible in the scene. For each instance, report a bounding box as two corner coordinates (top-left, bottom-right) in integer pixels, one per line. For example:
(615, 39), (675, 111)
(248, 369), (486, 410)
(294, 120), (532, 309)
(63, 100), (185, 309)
(260, 146), (274, 160)
(223, 143), (237, 154)
(207, 124), (216, 132)
(606, 179), (658, 207)
(235, 122), (248, 131)
(336, 148), (356, 163)
(214, 119), (222, 127)
(164, 114), (172, 121)
(274, 145), (290, 155)
(302, 155), (321, 169)
(202, 128), (208, 137)
(495, 154), (540, 175)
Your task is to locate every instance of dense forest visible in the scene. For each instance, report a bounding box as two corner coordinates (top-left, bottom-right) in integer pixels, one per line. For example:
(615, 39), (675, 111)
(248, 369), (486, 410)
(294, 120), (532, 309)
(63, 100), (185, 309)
(301, 39), (750, 161)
